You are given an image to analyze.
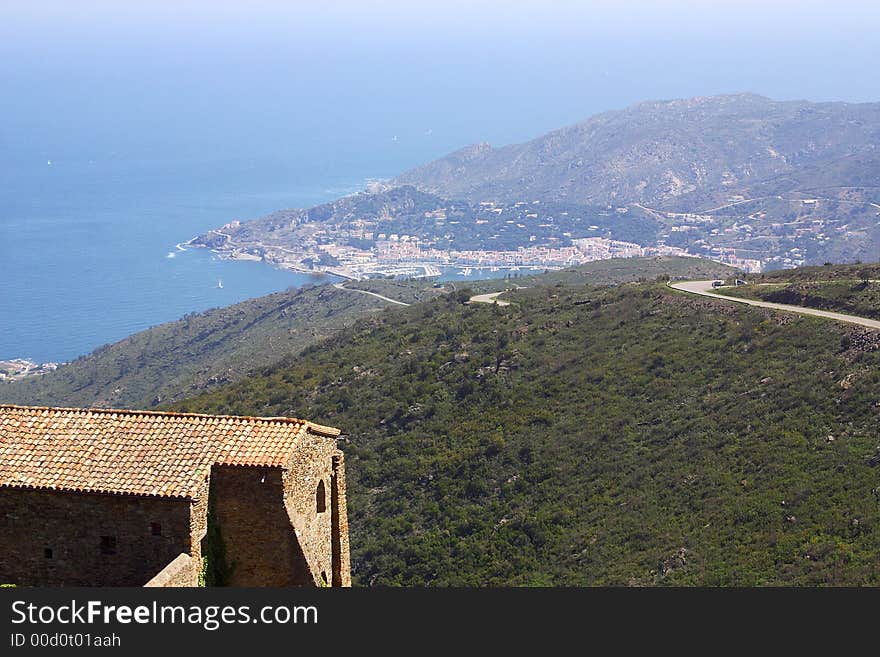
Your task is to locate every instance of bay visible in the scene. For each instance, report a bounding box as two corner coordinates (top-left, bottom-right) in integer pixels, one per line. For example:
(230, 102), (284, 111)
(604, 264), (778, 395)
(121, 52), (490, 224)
(0, 156), (385, 363)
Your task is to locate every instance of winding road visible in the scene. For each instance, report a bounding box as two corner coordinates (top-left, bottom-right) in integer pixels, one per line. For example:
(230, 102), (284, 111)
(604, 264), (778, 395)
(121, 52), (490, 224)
(467, 291), (511, 307)
(334, 282), (515, 309)
(333, 279), (878, 329)
(669, 280), (880, 330)
(333, 282), (411, 306)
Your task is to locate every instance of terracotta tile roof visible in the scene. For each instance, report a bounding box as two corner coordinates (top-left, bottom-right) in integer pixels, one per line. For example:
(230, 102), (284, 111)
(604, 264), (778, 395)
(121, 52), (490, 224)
(0, 405), (336, 499)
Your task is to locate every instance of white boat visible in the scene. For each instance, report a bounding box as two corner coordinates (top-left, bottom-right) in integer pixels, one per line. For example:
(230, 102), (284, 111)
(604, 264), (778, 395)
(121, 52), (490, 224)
(217, 279), (223, 289)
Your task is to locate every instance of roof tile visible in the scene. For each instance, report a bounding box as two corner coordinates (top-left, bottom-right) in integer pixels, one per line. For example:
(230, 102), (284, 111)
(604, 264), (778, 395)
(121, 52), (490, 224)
(0, 405), (328, 499)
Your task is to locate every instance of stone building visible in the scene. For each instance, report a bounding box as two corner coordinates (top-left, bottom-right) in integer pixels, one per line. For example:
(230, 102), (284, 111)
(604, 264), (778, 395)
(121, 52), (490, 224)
(0, 404), (350, 587)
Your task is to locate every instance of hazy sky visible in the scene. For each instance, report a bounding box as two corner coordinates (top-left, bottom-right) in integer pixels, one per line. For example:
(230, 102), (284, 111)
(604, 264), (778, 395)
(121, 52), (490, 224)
(2, 0), (879, 171)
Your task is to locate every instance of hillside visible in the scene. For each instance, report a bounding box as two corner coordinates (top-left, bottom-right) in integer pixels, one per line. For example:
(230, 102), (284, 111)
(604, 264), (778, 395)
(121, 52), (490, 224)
(173, 275), (880, 586)
(0, 283), (405, 409)
(191, 185), (663, 254)
(467, 255), (734, 292)
(0, 257), (732, 409)
(395, 94), (880, 209)
(742, 262), (880, 283)
(717, 262), (880, 320)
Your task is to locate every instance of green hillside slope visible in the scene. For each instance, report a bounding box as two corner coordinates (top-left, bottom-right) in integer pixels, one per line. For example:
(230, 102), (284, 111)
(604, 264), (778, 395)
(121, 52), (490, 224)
(467, 255), (734, 292)
(1, 257), (731, 410)
(0, 284), (400, 409)
(174, 280), (880, 586)
(718, 263), (880, 320)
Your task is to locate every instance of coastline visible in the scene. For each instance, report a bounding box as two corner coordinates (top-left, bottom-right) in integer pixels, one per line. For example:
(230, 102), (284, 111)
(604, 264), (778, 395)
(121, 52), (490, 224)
(185, 228), (716, 284)
(0, 358), (64, 382)
(186, 226), (569, 282)
(190, 239), (542, 282)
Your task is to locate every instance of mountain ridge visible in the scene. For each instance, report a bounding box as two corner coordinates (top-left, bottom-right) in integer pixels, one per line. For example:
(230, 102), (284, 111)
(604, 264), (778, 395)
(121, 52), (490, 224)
(190, 92), (880, 283)
(394, 93), (880, 208)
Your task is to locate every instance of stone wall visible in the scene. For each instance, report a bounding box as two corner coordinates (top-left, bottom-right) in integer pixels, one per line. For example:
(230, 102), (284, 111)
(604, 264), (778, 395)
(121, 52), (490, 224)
(330, 451), (351, 587)
(144, 553), (198, 587)
(189, 480), (209, 578)
(0, 432), (350, 588)
(0, 488), (193, 586)
(208, 466), (313, 586)
(282, 431), (341, 586)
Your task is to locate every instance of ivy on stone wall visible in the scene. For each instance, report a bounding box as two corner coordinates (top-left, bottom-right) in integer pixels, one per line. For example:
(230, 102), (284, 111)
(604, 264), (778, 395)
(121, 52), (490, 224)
(200, 508), (233, 587)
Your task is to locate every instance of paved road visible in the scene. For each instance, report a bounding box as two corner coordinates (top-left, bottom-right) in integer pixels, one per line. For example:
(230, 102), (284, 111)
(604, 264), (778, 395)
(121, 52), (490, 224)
(333, 282), (411, 307)
(669, 280), (880, 330)
(468, 291), (511, 307)
(335, 283), (513, 308)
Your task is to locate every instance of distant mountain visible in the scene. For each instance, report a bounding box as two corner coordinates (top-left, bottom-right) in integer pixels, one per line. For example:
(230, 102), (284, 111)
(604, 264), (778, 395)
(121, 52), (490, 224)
(196, 93), (880, 270)
(394, 93), (880, 209)
(193, 186), (447, 251)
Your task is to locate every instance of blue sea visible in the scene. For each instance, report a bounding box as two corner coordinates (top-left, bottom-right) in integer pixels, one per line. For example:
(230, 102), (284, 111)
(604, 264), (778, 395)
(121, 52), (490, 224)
(0, 158), (390, 363)
(0, 152), (537, 363)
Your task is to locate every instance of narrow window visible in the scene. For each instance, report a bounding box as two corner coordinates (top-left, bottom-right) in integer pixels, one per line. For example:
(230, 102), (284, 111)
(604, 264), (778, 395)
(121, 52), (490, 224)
(100, 536), (117, 555)
(150, 522), (162, 536)
(44, 547), (53, 559)
(316, 480), (327, 514)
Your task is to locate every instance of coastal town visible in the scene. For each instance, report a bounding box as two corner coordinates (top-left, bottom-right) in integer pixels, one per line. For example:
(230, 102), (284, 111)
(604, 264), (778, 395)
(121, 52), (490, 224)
(191, 190), (768, 281)
(192, 178), (880, 283)
(0, 358), (62, 382)
(200, 228), (763, 281)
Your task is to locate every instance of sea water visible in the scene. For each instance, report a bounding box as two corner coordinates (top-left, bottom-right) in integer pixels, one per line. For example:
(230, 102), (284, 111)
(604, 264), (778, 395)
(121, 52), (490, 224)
(0, 156), (385, 363)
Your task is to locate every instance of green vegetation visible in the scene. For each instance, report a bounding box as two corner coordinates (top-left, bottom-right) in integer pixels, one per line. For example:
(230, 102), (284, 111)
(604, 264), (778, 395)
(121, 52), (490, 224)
(200, 509), (232, 587)
(718, 263), (880, 319)
(467, 256), (735, 292)
(0, 256), (730, 410)
(0, 283), (410, 409)
(9, 251), (878, 585)
(173, 279), (880, 586)
(749, 263), (880, 283)
(345, 279), (448, 304)
(719, 281), (880, 320)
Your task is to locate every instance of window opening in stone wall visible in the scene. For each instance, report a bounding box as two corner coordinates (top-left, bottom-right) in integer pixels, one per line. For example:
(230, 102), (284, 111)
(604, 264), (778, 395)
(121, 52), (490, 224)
(44, 547), (53, 559)
(316, 480), (327, 513)
(100, 535), (117, 555)
(151, 522), (162, 536)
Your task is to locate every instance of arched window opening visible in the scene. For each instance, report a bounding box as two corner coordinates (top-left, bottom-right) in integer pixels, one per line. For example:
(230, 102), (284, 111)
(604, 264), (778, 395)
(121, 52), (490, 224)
(316, 480), (327, 514)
